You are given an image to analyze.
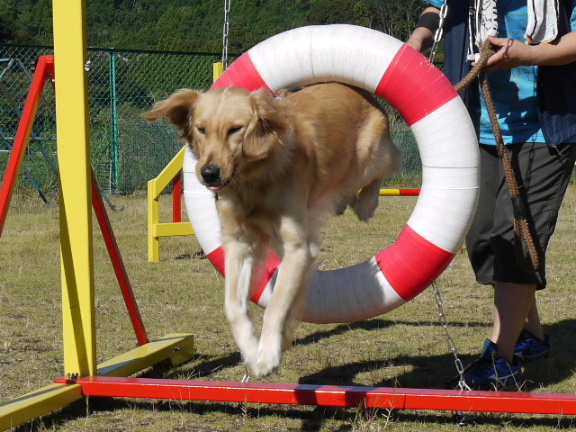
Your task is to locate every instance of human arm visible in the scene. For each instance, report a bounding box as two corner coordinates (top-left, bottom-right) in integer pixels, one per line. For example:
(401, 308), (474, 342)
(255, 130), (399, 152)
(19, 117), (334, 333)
(485, 31), (576, 72)
(406, 6), (440, 53)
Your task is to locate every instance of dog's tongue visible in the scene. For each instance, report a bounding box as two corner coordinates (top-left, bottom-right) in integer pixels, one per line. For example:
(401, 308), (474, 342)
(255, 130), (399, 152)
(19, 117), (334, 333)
(207, 185), (222, 192)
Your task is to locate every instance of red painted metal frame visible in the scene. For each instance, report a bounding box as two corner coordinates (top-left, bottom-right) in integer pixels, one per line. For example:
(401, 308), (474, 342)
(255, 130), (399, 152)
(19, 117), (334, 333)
(55, 376), (576, 415)
(392, 188), (420, 196)
(172, 173), (183, 223)
(91, 169), (150, 346)
(0, 55), (55, 236)
(1, 54), (149, 346)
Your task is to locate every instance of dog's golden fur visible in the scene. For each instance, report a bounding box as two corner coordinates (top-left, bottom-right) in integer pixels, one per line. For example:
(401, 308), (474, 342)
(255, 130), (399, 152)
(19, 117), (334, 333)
(143, 83), (401, 377)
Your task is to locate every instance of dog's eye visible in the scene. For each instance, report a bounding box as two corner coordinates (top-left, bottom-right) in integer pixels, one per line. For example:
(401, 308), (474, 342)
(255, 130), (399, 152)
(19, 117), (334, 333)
(195, 126), (206, 135)
(228, 126), (243, 135)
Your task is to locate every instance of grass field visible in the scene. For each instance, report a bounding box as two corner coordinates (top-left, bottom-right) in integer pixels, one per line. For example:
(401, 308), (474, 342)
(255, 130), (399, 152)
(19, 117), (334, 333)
(1, 183), (576, 431)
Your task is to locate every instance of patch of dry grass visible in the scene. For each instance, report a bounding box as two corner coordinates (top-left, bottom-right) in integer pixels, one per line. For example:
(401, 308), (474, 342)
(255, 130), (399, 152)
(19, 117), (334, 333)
(1, 184), (576, 431)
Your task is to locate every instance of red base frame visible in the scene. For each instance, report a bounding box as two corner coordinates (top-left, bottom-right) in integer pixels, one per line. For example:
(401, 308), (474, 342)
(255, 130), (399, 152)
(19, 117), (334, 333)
(55, 376), (576, 415)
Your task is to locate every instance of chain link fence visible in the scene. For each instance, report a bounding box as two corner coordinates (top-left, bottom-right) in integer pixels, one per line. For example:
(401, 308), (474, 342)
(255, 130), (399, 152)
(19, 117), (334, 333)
(1, 44), (421, 195)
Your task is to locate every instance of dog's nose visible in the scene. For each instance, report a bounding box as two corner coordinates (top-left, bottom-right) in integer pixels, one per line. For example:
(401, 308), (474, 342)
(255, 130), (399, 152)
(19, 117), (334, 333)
(201, 165), (221, 184)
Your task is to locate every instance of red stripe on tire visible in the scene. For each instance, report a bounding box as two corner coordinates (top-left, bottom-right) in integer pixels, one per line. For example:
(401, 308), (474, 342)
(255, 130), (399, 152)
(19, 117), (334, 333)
(375, 44), (458, 126)
(375, 226), (454, 301)
(212, 53), (269, 91)
(250, 252), (281, 303)
(207, 247), (225, 274)
(207, 247), (281, 304)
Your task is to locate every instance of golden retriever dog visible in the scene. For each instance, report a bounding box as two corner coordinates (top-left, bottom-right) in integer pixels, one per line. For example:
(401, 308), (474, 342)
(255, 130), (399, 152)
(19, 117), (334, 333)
(143, 83), (401, 377)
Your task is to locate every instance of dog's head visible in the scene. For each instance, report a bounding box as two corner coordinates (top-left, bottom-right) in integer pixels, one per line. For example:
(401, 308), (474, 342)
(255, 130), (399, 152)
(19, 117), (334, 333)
(142, 86), (287, 191)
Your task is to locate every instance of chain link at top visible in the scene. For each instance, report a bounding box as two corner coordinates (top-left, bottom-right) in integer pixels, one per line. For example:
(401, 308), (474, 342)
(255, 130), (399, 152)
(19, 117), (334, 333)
(429, 2), (448, 63)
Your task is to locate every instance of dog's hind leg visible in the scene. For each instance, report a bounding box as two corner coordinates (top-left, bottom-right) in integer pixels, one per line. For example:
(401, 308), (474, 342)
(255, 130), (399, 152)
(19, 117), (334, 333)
(224, 241), (260, 369)
(351, 178), (382, 222)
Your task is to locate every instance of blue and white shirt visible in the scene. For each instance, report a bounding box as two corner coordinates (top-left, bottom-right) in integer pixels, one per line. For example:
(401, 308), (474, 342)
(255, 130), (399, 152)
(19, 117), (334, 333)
(426, 0), (576, 145)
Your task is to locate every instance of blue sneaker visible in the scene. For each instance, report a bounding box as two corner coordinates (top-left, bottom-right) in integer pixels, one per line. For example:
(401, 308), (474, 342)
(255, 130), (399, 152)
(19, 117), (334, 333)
(514, 330), (550, 363)
(451, 340), (524, 391)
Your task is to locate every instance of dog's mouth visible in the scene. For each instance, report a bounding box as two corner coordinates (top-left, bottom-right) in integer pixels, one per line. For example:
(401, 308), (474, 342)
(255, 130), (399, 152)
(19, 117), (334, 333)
(204, 178), (231, 192)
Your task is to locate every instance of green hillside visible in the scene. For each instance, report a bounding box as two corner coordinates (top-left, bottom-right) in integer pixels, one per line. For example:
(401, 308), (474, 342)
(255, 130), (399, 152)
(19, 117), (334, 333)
(0, 0), (422, 52)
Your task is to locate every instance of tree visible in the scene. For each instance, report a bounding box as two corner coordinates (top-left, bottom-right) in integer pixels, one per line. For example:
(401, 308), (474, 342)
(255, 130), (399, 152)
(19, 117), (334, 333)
(366, 0), (421, 41)
(0, 2), (17, 43)
(0, 0), (420, 52)
(353, 1), (372, 27)
(306, 0), (356, 25)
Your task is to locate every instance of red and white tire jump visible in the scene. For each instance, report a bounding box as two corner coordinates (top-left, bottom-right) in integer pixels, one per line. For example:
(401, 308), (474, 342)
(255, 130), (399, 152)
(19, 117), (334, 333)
(183, 25), (480, 324)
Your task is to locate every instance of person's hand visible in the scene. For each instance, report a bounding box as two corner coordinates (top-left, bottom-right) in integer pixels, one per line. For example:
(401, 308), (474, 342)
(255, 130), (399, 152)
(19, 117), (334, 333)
(484, 36), (536, 72)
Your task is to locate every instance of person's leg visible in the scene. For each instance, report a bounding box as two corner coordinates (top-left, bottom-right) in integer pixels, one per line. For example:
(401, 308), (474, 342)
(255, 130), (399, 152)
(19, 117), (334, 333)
(524, 297), (544, 340)
(490, 142), (576, 361)
(456, 143), (575, 390)
(491, 282), (537, 362)
(465, 145), (499, 286)
(454, 147), (524, 390)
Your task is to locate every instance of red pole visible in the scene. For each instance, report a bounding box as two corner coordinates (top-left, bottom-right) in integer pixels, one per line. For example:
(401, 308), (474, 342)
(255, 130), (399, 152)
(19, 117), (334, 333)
(91, 170), (150, 345)
(172, 173), (182, 223)
(55, 376), (576, 416)
(0, 55), (55, 236)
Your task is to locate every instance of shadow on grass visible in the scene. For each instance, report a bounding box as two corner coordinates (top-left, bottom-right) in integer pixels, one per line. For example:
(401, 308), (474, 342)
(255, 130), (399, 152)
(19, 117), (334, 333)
(297, 317), (491, 345)
(296, 320), (458, 391)
(153, 317), (576, 391)
(298, 318), (576, 389)
(523, 318), (576, 390)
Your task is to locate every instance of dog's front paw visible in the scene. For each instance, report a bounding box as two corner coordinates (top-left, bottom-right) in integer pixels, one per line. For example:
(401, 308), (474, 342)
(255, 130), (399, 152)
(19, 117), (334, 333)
(240, 347), (258, 369)
(236, 334), (261, 371)
(251, 340), (283, 378)
(252, 352), (282, 378)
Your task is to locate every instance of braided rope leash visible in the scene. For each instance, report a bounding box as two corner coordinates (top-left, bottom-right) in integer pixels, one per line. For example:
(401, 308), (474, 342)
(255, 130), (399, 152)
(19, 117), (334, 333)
(455, 40), (541, 273)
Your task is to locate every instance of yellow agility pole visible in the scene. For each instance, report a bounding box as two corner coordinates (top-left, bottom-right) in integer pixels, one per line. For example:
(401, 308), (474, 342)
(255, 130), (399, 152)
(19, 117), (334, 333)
(148, 147), (194, 262)
(53, 0), (97, 379)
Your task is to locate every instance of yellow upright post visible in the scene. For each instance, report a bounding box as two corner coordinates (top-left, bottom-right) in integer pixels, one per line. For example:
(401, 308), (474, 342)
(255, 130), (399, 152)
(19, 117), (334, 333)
(52, 0), (96, 378)
(213, 62), (224, 82)
(147, 147), (194, 262)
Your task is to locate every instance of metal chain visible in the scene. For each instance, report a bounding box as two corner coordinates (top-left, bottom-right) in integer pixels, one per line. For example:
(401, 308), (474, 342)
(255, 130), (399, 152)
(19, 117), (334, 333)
(432, 281), (471, 391)
(427, 0), (470, 391)
(429, 2), (448, 63)
(222, 0), (231, 68)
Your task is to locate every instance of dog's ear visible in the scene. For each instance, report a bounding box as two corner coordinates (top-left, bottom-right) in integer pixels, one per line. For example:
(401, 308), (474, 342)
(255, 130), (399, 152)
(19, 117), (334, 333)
(141, 89), (200, 138)
(243, 88), (288, 160)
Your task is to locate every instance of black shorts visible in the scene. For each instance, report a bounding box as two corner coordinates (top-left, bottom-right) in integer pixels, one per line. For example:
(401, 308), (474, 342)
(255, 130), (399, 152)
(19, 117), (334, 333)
(465, 142), (576, 289)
